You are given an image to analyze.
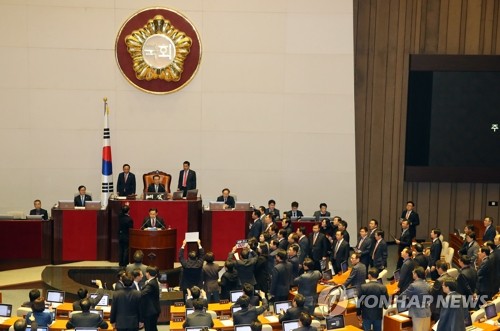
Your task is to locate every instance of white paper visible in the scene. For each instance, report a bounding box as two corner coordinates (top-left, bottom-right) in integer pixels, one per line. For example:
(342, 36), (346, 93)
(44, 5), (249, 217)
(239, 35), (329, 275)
(185, 232), (199, 242)
(265, 316), (279, 323)
(391, 315), (410, 322)
(220, 320), (233, 326)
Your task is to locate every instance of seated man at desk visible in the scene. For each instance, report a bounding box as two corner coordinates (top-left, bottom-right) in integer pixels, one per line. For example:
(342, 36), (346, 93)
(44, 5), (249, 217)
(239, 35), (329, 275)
(74, 185), (92, 207)
(182, 298), (213, 328)
(29, 199), (48, 220)
(185, 286), (208, 309)
(216, 188), (235, 209)
(296, 312), (317, 331)
(233, 293), (269, 325)
(140, 208), (166, 230)
(278, 293), (309, 323)
(73, 279), (105, 310)
(147, 175), (166, 193)
(66, 298), (108, 329)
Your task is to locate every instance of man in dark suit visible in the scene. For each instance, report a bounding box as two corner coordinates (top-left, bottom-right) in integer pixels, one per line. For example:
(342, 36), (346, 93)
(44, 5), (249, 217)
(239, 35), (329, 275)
(265, 199), (280, 220)
(117, 164), (136, 196)
(331, 230), (350, 274)
(483, 216), (496, 242)
(368, 219), (379, 239)
(357, 268), (389, 331)
(370, 230), (388, 272)
(285, 201), (304, 219)
(74, 185), (92, 207)
(140, 266), (161, 331)
(395, 219), (412, 269)
(182, 298), (213, 328)
(277, 229), (289, 251)
(295, 312), (317, 331)
(278, 293), (309, 322)
(72, 280), (105, 310)
(337, 220), (350, 245)
(456, 255), (477, 298)
(459, 231), (480, 266)
(229, 246), (258, 286)
(400, 200), (420, 239)
(494, 234), (500, 291)
(110, 273), (142, 331)
(179, 239), (205, 292)
(308, 223), (329, 271)
(177, 161), (196, 197)
(126, 250), (148, 288)
(233, 294), (268, 325)
(428, 228), (442, 280)
(118, 205), (134, 267)
(297, 226), (310, 266)
(140, 208), (166, 230)
(396, 247), (415, 294)
(430, 260), (450, 321)
(343, 252), (367, 295)
(399, 266), (431, 331)
(29, 199), (48, 220)
(436, 279), (467, 331)
(412, 243), (428, 270)
(248, 209), (263, 240)
(313, 203), (330, 220)
(355, 226), (372, 272)
(67, 298), (108, 329)
(287, 244), (300, 281)
(147, 175), (165, 193)
(270, 249), (292, 302)
(476, 247), (496, 302)
(294, 258), (322, 314)
(216, 188), (235, 208)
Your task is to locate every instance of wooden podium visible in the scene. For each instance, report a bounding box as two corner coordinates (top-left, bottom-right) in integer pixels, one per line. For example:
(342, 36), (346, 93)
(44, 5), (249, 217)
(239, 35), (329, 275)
(129, 228), (176, 270)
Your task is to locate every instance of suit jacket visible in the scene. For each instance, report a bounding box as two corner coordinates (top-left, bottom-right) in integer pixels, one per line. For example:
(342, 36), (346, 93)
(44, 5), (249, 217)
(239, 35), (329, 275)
(74, 194), (92, 207)
(141, 217), (166, 230)
(483, 225), (496, 243)
(344, 262), (367, 294)
(355, 236), (372, 268)
(25, 311), (53, 327)
(278, 238), (288, 251)
(66, 311), (108, 329)
(278, 306), (309, 323)
(146, 183), (165, 193)
(110, 286), (141, 329)
(428, 238), (442, 267)
(29, 208), (48, 220)
(117, 172), (136, 196)
(216, 195), (235, 208)
(313, 211), (331, 220)
(220, 270), (241, 300)
(457, 265), (477, 296)
(73, 288), (104, 311)
(477, 256), (495, 296)
(248, 218), (263, 240)
(413, 252), (428, 270)
(182, 311), (213, 328)
(298, 235), (310, 264)
(265, 208), (280, 220)
(430, 272), (449, 318)
(294, 270), (322, 297)
(397, 258), (415, 294)
(494, 246), (500, 290)
(397, 229), (412, 254)
(270, 261), (292, 297)
(358, 281), (388, 320)
(229, 251), (258, 285)
(202, 262), (220, 293)
(285, 210), (304, 219)
(294, 327), (317, 331)
(436, 292), (467, 331)
(179, 247), (205, 290)
(371, 239), (388, 270)
(308, 232), (329, 262)
(118, 213), (134, 242)
(399, 278), (431, 318)
(288, 255), (300, 281)
(233, 298), (268, 325)
(400, 209), (420, 238)
(332, 239), (350, 273)
(141, 278), (160, 318)
(178, 170), (197, 191)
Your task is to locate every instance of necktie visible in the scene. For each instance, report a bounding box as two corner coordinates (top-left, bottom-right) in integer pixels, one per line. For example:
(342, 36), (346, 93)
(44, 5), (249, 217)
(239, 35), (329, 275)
(124, 173), (128, 182)
(152, 219), (156, 227)
(406, 211), (411, 219)
(81, 196), (85, 205)
(155, 185), (158, 192)
(224, 197), (227, 203)
(372, 241), (379, 259)
(293, 211), (296, 218)
(358, 237), (364, 250)
(313, 233), (318, 245)
(334, 241), (340, 258)
(182, 171), (188, 187)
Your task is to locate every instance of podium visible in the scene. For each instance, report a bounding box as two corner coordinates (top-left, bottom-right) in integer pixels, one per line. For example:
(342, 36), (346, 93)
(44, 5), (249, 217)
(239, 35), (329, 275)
(129, 228), (176, 270)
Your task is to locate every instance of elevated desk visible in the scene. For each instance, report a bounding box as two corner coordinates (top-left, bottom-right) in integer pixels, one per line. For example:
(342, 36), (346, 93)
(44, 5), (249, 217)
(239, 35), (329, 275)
(108, 199), (202, 262)
(0, 219), (52, 270)
(51, 208), (108, 263)
(449, 219), (487, 266)
(202, 210), (252, 259)
(129, 229), (176, 270)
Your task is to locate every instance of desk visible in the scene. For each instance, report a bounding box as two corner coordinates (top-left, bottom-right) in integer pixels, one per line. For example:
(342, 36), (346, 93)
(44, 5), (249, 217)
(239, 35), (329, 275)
(170, 315), (280, 331)
(170, 303), (233, 320)
(55, 302), (111, 320)
(383, 313), (412, 330)
(52, 208), (108, 263)
(49, 319), (113, 331)
(0, 219), (52, 269)
(108, 199), (202, 262)
(129, 229), (176, 270)
(202, 210), (252, 258)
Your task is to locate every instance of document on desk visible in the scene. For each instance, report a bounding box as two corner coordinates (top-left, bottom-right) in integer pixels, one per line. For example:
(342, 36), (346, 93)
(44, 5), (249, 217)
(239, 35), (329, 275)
(391, 314), (410, 322)
(220, 320), (234, 327)
(265, 316), (279, 323)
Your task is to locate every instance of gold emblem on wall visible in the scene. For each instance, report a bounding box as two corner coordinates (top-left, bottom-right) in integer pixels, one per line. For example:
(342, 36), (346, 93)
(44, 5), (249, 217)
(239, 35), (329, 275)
(116, 8), (202, 94)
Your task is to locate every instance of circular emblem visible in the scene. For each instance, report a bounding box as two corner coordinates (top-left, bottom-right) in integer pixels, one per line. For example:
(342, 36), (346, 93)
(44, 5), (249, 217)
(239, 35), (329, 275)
(116, 7), (202, 94)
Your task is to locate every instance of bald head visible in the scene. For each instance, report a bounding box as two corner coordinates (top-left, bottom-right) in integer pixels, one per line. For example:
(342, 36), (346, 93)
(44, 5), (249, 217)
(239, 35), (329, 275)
(14, 319), (27, 331)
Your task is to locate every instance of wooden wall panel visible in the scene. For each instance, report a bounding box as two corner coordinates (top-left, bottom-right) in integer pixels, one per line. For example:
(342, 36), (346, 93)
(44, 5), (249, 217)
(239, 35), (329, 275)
(354, 0), (500, 242)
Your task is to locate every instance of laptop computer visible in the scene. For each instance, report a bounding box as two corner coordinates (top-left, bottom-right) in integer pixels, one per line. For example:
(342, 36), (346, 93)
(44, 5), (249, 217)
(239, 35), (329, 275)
(210, 201), (225, 210)
(85, 201), (101, 210)
(282, 320), (299, 331)
(75, 328), (98, 331)
(234, 325), (252, 331)
(231, 305), (242, 316)
(230, 290), (244, 303)
(0, 304), (12, 323)
(26, 215), (44, 220)
(322, 269), (333, 280)
(58, 200), (75, 209)
(46, 290), (65, 307)
(90, 293), (109, 307)
(485, 303), (497, 319)
(185, 328), (209, 331)
(89, 309), (104, 318)
(234, 202), (251, 211)
(26, 328), (48, 331)
(341, 261), (348, 273)
(326, 315), (345, 330)
(172, 191), (184, 200)
(185, 307), (195, 318)
(274, 301), (292, 314)
(186, 189), (198, 200)
(393, 269), (401, 282)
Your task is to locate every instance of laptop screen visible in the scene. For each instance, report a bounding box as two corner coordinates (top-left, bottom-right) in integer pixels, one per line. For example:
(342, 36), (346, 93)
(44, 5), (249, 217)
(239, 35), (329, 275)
(235, 202), (251, 210)
(326, 315), (345, 329)
(322, 269), (333, 280)
(485, 303), (497, 319)
(234, 325), (252, 331)
(282, 320), (299, 331)
(186, 308), (195, 317)
(345, 287), (357, 300)
(186, 189), (198, 200)
(0, 304), (12, 317)
(185, 328), (206, 331)
(89, 309), (104, 318)
(75, 329), (98, 331)
(46, 290), (65, 303)
(274, 301), (292, 314)
(26, 328), (48, 331)
(341, 261), (348, 273)
(90, 294), (109, 306)
(230, 290), (244, 303)
(231, 305), (242, 315)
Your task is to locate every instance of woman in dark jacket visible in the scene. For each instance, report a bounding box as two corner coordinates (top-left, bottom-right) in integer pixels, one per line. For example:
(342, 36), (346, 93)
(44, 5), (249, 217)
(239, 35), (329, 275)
(255, 243), (270, 293)
(220, 259), (241, 300)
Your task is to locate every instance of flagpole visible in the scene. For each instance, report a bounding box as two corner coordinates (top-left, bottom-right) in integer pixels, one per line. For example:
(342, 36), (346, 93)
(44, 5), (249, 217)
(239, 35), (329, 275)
(101, 97), (113, 207)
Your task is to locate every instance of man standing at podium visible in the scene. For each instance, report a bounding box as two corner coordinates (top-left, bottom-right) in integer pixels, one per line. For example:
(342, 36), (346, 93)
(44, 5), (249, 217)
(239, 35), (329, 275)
(29, 199), (48, 220)
(177, 161), (196, 197)
(147, 175), (165, 193)
(141, 209), (166, 230)
(117, 164), (136, 197)
(74, 185), (92, 207)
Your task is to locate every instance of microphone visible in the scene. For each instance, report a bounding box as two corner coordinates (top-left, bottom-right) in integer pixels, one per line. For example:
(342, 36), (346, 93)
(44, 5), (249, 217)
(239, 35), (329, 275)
(158, 219), (166, 230)
(140, 218), (150, 230)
